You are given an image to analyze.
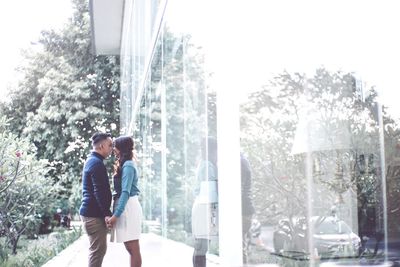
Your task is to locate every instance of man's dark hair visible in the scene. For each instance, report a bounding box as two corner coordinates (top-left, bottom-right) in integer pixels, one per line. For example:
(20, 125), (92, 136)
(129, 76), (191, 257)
(91, 132), (111, 147)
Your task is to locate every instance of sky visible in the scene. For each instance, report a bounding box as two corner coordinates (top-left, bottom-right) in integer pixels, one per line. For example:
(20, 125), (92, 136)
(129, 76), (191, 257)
(0, 0), (73, 100)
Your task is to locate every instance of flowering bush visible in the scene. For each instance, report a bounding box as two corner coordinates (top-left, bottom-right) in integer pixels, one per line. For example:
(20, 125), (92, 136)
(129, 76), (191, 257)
(0, 116), (58, 259)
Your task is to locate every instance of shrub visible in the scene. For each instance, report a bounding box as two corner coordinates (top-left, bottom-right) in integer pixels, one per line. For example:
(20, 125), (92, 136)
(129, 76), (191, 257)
(0, 116), (58, 257)
(0, 226), (82, 267)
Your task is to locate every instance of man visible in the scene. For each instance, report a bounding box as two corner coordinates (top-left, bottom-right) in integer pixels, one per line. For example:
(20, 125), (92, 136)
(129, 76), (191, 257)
(79, 132), (113, 267)
(241, 152), (256, 264)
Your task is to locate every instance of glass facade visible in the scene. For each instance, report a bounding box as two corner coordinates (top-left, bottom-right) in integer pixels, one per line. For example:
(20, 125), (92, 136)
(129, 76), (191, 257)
(120, 0), (400, 266)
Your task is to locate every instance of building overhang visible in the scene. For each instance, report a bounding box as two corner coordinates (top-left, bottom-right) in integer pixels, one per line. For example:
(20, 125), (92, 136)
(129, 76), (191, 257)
(89, 0), (124, 55)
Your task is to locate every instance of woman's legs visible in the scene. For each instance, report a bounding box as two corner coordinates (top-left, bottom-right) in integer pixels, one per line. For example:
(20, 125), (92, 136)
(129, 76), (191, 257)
(193, 238), (209, 267)
(124, 240), (142, 267)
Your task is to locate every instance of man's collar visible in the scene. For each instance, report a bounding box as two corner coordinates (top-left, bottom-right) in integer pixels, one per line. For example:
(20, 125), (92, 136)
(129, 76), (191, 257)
(91, 151), (105, 160)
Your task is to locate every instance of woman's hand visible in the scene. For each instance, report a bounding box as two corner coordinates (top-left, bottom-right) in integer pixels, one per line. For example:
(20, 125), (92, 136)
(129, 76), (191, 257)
(106, 215), (117, 228)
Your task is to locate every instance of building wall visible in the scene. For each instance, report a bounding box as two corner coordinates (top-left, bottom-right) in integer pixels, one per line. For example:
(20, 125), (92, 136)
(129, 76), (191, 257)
(120, 0), (400, 265)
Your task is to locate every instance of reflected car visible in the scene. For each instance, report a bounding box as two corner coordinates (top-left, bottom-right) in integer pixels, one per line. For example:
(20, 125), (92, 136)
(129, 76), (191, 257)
(273, 216), (361, 259)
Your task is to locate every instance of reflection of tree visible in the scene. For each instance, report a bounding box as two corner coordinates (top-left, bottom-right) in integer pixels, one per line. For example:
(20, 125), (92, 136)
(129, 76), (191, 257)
(240, 68), (399, 231)
(135, 28), (216, 241)
(240, 71), (308, 223)
(386, 155), (400, 236)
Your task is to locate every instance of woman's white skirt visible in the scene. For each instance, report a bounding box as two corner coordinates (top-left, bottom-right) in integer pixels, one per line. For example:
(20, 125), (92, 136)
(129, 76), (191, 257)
(111, 195), (142, 243)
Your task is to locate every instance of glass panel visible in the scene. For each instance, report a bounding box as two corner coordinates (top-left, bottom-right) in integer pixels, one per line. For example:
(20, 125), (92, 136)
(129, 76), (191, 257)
(122, 0), (400, 266)
(135, 39), (163, 235)
(132, 0), (219, 258)
(236, 2), (400, 266)
(120, 0), (163, 134)
(161, 3), (219, 253)
(240, 71), (385, 265)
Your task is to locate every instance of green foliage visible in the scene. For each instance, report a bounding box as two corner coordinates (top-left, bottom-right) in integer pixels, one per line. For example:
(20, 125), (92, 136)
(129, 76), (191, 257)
(0, 0), (120, 215)
(0, 226), (82, 267)
(0, 116), (58, 258)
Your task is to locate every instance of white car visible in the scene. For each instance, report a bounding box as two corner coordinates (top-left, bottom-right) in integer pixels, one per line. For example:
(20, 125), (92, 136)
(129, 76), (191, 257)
(312, 216), (361, 257)
(273, 216), (361, 259)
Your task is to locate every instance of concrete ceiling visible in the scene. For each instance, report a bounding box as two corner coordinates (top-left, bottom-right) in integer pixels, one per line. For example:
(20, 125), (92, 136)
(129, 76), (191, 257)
(89, 0), (124, 55)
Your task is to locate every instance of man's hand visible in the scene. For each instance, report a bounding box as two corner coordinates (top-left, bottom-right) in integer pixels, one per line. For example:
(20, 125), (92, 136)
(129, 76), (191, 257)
(105, 216), (112, 228)
(104, 215), (117, 228)
(107, 215), (117, 228)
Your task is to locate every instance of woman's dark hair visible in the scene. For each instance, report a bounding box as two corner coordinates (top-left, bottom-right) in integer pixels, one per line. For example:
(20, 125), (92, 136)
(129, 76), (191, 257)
(113, 136), (135, 180)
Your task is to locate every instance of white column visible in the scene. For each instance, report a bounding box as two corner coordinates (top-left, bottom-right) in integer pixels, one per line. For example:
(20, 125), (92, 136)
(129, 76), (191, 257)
(216, 80), (243, 266)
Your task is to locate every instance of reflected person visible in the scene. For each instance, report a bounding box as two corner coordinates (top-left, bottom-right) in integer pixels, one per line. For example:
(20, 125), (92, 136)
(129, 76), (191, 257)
(191, 137), (218, 267)
(241, 152), (256, 264)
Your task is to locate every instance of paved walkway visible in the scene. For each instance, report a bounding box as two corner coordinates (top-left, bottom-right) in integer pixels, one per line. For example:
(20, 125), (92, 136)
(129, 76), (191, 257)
(42, 221), (278, 267)
(42, 232), (220, 267)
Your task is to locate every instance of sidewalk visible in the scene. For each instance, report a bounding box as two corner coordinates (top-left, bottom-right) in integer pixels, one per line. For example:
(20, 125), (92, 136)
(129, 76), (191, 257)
(42, 232), (220, 267)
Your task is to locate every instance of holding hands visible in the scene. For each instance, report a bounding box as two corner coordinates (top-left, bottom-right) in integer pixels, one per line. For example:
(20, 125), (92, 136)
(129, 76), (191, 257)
(105, 216), (117, 229)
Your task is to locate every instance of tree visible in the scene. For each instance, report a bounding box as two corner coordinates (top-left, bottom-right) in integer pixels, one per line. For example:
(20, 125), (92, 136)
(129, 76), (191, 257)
(0, 0), (120, 214)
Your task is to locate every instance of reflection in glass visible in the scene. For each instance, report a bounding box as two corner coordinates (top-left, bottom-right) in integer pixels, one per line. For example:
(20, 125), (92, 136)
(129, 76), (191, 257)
(132, 14), (219, 262)
(240, 68), (398, 265)
(120, 0), (400, 266)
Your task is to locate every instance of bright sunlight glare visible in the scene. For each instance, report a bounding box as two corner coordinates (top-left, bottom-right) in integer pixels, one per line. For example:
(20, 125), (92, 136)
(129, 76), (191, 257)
(0, 0), (73, 100)
(167, 0), (400, 117)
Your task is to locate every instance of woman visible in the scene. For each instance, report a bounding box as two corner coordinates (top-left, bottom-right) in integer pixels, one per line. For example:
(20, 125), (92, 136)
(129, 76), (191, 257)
(191, 136), (218, 267)
(107, 136), (142, 267)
